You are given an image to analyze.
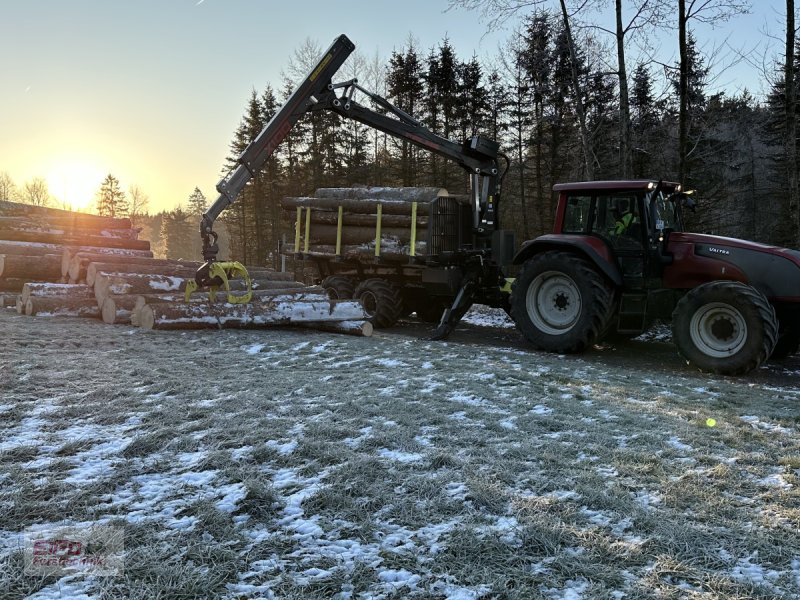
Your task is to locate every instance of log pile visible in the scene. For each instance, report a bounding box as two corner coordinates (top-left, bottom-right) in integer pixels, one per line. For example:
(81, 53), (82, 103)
(2, 200), (373, 337)
(280, 186), (454, 257)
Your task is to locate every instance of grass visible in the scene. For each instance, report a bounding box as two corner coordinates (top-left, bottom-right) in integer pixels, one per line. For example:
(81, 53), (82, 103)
(0, 309), (799, 598)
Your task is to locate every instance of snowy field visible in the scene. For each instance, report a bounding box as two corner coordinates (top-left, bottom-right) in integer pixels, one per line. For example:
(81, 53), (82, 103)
(1, 306), (799, 599)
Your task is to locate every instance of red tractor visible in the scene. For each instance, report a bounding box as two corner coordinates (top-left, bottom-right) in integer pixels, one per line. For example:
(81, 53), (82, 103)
(511, 180), (799, 375)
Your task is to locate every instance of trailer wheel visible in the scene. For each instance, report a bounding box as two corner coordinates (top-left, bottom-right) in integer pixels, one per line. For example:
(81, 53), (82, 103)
(322, 275), (356, 300)
(511, 251), (615, 353)
(355, 278), (403, 328)
(672, 281), (778, 375)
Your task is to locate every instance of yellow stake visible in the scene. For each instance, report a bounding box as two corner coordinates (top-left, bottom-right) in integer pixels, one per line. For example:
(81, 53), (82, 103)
(335, 205), (343, 256)
(304, 206), (311, 253)
(375, 203), (382, 257)
(294, 207), (302, 253)
(410, 202), (417, 257)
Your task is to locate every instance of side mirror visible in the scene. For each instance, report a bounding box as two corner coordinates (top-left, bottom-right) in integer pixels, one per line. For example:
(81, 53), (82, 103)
(669, 190), (697, 212)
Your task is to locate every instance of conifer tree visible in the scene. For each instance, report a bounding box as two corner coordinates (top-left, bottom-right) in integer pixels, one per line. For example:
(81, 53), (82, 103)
(96, 174), (128, 217)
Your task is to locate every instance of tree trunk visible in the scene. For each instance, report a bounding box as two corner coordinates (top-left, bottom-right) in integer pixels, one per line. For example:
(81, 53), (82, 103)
(281, 210), (427, 228)
(678, 0), (689, 184)
(616, 0), (633, 178)
(559, 0), (595, 179)
(25, 296), (100, 318)
(0, 278), (30, 292)
(313, 187), (447, 201)
(0, 254), (62, 280)
(138, 299), (366, 330)
(62, 247), (155, 278)
(0, 200), (132, 229)
(786, 0), (798, 245)
(281, 196), (438, 215)
(21, 282), (93, 304)
(1, 241), (67, 256)
(86, 263), (200, 287)
(0, 228), (150, 250)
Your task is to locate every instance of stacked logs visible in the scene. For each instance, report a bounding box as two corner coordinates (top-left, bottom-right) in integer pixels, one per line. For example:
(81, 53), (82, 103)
(279, 186), (453, 258)
(0, 200), (150, 307)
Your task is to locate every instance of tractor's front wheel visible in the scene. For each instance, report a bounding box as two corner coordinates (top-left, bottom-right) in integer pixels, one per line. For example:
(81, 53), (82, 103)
(511, 251), (615, 353)
(672, 281), (778, 375)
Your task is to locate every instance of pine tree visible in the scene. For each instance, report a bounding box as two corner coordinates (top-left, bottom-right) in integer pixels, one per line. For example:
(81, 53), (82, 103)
(96, 174), (128, 217)
(160, 206), (195, 260)
(187, 187), (207, 214)
(387, 39), (425, 186)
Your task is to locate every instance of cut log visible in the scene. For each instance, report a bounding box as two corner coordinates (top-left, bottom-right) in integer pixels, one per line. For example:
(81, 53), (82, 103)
(105, 287), (325, 325)
(0, 222), (139, 240)
(305, 224), (415, 245)
(0, 215), (134, 232)
(281, 209), (427, 228)
(281, 196), (433, 216)
(16, 296), (24, 314)
(0, 253), (62, 280)
(281, 242), (427, 261)
(0, 294), (18, 308)
(86, 263), (200, 287)
(295, 320), (373, 337)
(0, 278), (29, 293)
(0, 199), (133, 229)
(313, 186), (448, 201)
(21, 282), (94, 305)
(139, 298), (366, 330)
(0, 228), (150, 250)
(63, 248), (156, 279)
(25, 296), (100, 318)
(0, 240), (66, 256)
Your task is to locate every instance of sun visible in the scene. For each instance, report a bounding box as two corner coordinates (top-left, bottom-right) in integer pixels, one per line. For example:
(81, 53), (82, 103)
(46, 159), (108, 212)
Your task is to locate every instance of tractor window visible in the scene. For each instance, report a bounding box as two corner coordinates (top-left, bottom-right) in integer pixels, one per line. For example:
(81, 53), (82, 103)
(563, 195), (592, 233)
(648, 192), (679, 231)
(596, 193), (641, 240)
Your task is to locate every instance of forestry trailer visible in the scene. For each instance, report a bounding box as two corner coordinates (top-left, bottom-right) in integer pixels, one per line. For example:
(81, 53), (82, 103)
(194, 34), (800, 375)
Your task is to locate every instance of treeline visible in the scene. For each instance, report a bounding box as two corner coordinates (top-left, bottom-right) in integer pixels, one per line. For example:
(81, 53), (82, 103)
(218, 8), (799, 264)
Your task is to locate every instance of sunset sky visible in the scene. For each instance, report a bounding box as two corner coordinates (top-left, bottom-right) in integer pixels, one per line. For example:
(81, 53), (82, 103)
(0, 0), (786, 214)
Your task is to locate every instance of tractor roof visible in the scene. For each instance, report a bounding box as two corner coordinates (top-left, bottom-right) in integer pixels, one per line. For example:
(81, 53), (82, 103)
(553, 180), (681, 193)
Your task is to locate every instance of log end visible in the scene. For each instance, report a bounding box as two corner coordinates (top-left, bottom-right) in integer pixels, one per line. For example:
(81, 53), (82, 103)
(101, 297), (117, 325)
(24, 299), (33, 316)
(139, 304), (155, 330)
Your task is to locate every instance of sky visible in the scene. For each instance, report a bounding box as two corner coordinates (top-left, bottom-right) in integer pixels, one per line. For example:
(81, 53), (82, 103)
(0, 0), (789, 213)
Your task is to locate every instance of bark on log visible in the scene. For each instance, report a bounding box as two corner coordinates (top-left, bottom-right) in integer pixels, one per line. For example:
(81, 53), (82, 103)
(295, 320), (373, 337)
(62, 248), (157, 279)
(0, 222), (138, 240)
(1, 241), (66, 256)
(0, 215), (134, 232)
(0, 199), (133, 228)
(21, 282), (94, 305)
(281, 209), (427, 228)
(313, 187), (448, 201)
(25, 296), (100, 318)
(0, 278), (29, 292)
(281, 242), (427, 261)
(0, 294), (18, 308)
(281, 197), (434, 216)
(0, 253), (62, 280)
(0, 228), (150, 250)
(138, 299), (366, 330)
(305, 224), (414, 245)
(86, 263), (200, 287)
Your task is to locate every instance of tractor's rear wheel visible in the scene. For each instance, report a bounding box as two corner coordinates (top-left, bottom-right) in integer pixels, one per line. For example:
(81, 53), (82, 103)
(354, 278), (403, 328)
(321, 275), (356, 300)
(672, 281), (778, 375)
(511, 251), (615, 353)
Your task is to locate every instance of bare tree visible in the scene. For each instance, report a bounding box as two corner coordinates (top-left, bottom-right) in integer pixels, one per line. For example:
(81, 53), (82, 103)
(0, 171), (17, 201)
(21, 177), (51, 206)
(128, 184), (150, 225)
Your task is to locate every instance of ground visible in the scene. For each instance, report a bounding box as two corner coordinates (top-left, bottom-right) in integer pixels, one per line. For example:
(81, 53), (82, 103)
(1, 306), (799, 599)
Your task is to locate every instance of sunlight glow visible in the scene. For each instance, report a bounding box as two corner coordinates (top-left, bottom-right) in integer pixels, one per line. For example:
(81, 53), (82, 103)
(46, 159), (108, 212)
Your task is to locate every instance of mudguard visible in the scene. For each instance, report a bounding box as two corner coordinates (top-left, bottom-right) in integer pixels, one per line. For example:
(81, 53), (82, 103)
(513, 235), (623, 287)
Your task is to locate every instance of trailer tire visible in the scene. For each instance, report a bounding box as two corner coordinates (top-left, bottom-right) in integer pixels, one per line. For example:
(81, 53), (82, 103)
(672, 281), (778, 375)
(355, 278), (404, 328)
(322, 275), (356, 300)
(511, 251), (615, 353)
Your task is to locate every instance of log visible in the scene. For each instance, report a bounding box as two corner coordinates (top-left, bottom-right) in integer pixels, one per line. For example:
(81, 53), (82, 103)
(314, 186), (448, 202)
(25, 296), (100, 318)
(281, 209), (427, 228)
(138, 299), (366, 330)
(0, 215), (134, 232)
(86, 263), (200, 287)
(281, 242), (427, 261)
(0, 253), (62, 280)
(21, 282), (94, 305)
(62, 248), (156, 279)
(0, 240), (66, 256)
(295, 320), (373, 337)
(0, 228), (150, 250)
(0, 221), (139, 240)
(0, 278), (29, 293)
(105, 287), (326, 325)
(281, 196), (433, 216)
(0, 199), (133, 229)
(16, 296), (23, 314)
(305, 224), (415, 245)
(0, 294), (18, 308)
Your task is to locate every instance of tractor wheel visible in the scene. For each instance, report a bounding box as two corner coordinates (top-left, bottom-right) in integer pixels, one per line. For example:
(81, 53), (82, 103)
(354, 278), (404, 328)
(672, 281), (778, 375)
(511, 251), (615, 353)
(321, 275), (356, 300)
